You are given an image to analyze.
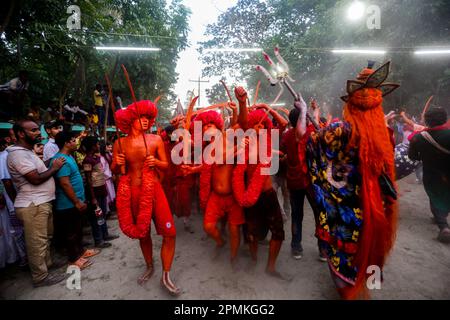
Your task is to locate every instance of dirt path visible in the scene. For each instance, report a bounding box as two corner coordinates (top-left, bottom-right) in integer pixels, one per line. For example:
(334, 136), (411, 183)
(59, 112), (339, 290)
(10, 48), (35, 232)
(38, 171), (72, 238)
(1, 174), (449, 300)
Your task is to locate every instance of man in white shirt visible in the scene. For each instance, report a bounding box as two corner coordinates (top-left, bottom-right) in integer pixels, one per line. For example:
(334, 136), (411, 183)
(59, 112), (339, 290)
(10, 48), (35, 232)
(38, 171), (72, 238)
(0, 71), (29, 93)
(63, 98), (88, 124)
(0, 71), (30, 119)
(43, 120), (63, 163)
(7, 119), (66, 287)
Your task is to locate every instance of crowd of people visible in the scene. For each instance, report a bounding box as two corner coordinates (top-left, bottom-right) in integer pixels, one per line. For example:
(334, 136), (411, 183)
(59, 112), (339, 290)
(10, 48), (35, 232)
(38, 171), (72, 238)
(0, 71), (124, 139)
(0, 61), (449, 299)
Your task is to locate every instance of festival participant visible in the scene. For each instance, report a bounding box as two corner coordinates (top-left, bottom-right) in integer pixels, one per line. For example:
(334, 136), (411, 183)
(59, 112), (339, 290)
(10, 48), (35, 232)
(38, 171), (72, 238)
(232, 87), (287, 278)
(183, 107), (245, 267)
(165, 120), (196, 233)
(302, 61), (400, 299)
(160, 125), (176, 209)
(111, 100), (180, 295)
(408, 107), (450, 243)
(280, 107), (323, 261)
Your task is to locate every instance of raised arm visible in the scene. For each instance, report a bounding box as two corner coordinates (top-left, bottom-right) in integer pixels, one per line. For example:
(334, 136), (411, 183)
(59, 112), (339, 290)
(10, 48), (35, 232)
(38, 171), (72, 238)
(293, 96), (308, 141)
(235, 87), (248, 130)
(400, 111), (417, 128)
(255, 103), (288, 131)
(420, 96), (434, 124)
(228, 102), (238, 128)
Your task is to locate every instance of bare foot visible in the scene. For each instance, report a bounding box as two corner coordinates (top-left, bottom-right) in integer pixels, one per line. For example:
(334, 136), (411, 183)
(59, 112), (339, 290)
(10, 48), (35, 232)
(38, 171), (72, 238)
(137, 265), (154, 285)
(212, 241), (226, 260)
(161, 272), (181, 296)
(230, 258), (239, 271)
(265, 268), (292, 281)
(245, 259), (257, 273)
(184, 223), (194, 234)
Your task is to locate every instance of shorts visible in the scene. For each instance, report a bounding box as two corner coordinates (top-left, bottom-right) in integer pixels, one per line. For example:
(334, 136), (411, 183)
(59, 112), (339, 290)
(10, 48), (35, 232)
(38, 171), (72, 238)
(204, 192), (245, 226)
(245, 189), (285, 241)
(131, 180), (176, 237)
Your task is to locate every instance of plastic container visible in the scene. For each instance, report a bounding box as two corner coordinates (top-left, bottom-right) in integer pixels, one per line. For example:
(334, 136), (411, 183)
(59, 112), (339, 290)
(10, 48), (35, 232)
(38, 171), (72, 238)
(95, 206), (105, 225)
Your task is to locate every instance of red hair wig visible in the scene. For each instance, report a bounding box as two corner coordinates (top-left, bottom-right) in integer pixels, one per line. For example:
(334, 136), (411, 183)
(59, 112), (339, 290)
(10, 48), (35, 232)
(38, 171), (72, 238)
(341, 87), (398, 299)
(248, 109), (273, 130)
(115, 100), (157, 134)
(192, 110), (224, 131)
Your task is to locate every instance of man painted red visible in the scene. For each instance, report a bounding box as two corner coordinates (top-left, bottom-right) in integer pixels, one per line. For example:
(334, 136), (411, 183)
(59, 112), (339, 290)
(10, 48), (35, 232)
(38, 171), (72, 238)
(111, 100), (180, 295)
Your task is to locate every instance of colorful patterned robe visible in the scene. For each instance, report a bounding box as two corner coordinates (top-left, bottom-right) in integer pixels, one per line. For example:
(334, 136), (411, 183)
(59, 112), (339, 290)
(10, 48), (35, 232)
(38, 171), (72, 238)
(306, 121), (362, 285)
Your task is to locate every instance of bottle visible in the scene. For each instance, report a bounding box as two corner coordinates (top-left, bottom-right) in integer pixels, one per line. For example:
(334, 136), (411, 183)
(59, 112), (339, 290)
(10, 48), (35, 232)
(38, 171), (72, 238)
(95, 206), (105, 226)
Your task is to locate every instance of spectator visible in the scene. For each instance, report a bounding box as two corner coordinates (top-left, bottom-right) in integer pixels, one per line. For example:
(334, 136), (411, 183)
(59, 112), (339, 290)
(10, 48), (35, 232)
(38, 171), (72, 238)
(52, 131), (99, 270)
(114, 90), (124, 109)
(104, 142), (113, 165)
(99, 142), (115, 215)
(94, 84), (105, 136)
(33, 143), (44, 160)
(43, 120), (63, 163)
(6, 129), (17, 146)
(6, 119), (66, 287)
(0, 180), (18, 268)
(87, 107), (99, 136)
(0, 71), (30, 119)
(0, 137), (26, 268)
(26, 105), (42, 124)
(82, 136), (118, 248)
(0, 70), (29, 93)
(63, 98), (88, 124)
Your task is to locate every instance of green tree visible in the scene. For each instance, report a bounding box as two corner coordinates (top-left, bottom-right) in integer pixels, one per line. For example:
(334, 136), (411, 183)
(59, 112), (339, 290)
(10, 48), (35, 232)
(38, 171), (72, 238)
(205, 78), (229, 104)
(200, 0), (450, 116)
(0, 0), (190, 122)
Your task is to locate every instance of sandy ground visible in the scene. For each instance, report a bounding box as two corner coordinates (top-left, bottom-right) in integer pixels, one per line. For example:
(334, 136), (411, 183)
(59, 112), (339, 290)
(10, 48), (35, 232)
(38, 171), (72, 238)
(1, 173), (449, 300)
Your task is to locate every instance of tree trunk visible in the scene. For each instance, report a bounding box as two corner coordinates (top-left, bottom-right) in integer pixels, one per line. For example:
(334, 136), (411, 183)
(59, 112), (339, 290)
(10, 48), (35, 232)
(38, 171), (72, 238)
(0, 0), (16, 34)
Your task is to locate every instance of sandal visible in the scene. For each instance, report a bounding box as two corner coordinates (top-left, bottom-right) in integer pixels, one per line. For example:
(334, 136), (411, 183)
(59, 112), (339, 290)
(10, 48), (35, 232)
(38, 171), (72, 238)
(82, 248), (100, 259)
(70, 257), (93, 270)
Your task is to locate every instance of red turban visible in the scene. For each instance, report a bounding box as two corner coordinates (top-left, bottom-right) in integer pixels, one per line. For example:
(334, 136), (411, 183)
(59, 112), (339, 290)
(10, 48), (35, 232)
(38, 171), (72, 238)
(115, 100), (157, 134)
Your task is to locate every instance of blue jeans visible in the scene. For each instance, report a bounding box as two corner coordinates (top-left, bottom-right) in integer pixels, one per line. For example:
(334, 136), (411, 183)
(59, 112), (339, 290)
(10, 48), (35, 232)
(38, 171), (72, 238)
(89, 195), (109, 244)
(289, 188), (321, 252)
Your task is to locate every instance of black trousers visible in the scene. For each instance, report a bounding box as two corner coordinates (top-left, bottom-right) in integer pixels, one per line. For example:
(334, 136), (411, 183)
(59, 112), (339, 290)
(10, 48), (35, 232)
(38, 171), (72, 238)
(430, 200), (449, 230)
(54, 207), (84, 263)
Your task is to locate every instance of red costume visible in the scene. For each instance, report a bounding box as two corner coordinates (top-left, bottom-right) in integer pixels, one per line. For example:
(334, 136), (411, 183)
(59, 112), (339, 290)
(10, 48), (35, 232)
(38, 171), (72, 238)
(115, 101), (175, 240)
(232, 107), (285, 277)
(113, 100), (179, 295)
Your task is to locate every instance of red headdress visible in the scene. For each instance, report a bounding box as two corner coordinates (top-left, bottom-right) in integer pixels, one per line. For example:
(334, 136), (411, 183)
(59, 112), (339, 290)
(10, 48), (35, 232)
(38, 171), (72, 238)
(248, 109), (273, 129)
(115, 100), (157, 134)
(340, 61), (400, 299)
(191, 110), (224, 131)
